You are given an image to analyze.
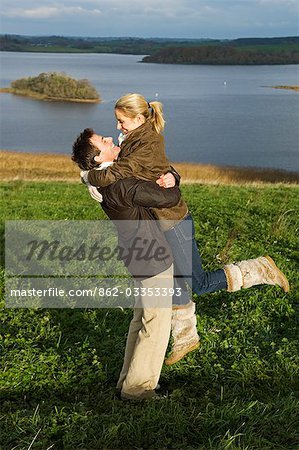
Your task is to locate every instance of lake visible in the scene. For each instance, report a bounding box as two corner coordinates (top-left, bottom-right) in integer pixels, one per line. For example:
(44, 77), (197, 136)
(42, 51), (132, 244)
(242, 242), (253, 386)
(0, 52), (298, 171)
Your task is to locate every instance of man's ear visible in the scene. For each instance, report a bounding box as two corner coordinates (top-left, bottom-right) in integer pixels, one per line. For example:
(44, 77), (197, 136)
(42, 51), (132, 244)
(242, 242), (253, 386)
(94, 155), (102, 163)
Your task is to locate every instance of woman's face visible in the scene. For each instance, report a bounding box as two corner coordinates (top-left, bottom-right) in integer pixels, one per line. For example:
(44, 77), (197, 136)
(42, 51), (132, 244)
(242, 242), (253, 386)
(115, 108), (145, 134)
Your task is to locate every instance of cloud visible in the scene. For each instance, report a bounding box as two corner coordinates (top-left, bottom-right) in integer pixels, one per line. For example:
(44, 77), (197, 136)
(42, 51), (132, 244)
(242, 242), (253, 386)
(0, 0), (297, 37)
(84, 0), (193, 17)
(258, 0), (298, 5)
(2, 0), (298, 20)
(3, 4), (102, 19)
(0, 0), (228, 20)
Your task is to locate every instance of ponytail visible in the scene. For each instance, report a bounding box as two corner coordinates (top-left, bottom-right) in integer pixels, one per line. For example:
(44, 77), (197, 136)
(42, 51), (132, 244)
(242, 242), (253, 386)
(148, 101), (165, 134)
(115, 93), (165, 134)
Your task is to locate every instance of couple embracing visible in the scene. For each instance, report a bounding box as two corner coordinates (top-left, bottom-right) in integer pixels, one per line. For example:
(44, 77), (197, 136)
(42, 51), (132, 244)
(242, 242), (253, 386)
(72, 93), (289, 401)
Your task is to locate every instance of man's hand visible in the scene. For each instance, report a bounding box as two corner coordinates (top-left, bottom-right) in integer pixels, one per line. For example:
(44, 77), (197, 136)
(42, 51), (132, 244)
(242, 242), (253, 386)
(156, 172), (176, 188)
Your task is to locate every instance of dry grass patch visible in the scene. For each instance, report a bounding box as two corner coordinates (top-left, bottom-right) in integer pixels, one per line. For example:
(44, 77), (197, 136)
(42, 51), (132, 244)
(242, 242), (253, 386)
(0, 150), (298, 185)
(272, 85), (299, 92)
(0, 150), (79, 181)
(172, 162), (299, 185)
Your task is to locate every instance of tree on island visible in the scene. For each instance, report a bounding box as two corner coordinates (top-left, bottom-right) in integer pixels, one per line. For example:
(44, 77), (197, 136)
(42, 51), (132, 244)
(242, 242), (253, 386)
(1, 72), (100, 102)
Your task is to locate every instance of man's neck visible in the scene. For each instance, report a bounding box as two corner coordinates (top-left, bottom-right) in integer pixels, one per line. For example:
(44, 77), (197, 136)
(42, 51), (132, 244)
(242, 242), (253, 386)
(98, 161), (114, 170)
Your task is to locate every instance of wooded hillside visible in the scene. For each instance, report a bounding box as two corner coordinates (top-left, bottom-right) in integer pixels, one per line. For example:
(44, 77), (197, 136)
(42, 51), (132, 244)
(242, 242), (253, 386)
(142, 44), (299, 65)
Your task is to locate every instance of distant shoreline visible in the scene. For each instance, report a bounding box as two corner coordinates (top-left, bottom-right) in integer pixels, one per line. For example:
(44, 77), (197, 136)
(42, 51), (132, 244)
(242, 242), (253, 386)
(0, 88), (100, 103)
(1, 150), (298, 186)
(1, 35), (298, 65)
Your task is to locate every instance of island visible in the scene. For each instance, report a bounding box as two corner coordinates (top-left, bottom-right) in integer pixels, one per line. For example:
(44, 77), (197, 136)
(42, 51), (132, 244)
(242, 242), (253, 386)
(0, 72), (101, 103)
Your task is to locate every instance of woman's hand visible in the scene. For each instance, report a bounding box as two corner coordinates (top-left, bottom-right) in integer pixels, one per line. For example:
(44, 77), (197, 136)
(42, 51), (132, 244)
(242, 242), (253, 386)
(156, 172), (176, 188)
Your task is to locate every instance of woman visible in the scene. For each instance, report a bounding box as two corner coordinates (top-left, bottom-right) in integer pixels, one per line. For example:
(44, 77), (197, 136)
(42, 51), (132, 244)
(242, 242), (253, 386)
(85, 93), (290, 365)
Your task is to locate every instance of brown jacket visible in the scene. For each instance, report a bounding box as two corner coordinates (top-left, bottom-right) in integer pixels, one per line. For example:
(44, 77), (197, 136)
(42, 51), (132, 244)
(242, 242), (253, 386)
(100, 177), (180, 278)
(88, 121), (188, 230)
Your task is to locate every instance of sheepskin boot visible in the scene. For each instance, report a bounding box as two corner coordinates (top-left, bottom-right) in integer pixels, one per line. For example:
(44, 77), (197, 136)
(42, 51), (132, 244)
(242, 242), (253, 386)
(164, 301), (200, 366)
(224, 255), (289, 293)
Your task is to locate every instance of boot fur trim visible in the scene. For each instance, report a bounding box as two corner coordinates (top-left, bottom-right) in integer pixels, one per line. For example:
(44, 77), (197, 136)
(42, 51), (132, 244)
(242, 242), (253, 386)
(175, 300), (196, 318)
(224, 264), (243, 292)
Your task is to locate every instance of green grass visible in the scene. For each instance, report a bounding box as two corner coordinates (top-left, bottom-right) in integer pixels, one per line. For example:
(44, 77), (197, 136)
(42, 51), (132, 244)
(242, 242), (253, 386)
(1, 181), (298, 449)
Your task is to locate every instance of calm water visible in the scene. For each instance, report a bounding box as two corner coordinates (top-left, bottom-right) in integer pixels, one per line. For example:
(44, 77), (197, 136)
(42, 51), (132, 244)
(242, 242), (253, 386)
(0, 52), (298, 171)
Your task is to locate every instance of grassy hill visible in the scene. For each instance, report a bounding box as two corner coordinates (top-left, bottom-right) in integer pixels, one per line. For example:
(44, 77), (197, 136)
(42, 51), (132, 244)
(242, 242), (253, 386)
(1, 179), (298, 449)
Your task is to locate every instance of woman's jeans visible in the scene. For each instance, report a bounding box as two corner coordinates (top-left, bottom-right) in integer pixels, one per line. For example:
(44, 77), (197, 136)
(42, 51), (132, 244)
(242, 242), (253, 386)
(164, 214), (227, 306)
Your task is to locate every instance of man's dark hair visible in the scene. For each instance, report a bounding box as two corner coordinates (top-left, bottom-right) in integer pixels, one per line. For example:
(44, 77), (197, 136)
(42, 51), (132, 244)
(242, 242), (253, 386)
(72, 128), (100, 170)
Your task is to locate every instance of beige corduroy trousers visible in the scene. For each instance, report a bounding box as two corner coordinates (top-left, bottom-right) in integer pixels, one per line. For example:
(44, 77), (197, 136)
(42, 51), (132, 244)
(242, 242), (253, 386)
(117, 264), (173, 399)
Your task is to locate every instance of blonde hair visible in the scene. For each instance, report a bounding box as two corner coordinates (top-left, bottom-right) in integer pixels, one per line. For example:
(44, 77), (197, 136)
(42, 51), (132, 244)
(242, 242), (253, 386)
(115, 93), (165, 134)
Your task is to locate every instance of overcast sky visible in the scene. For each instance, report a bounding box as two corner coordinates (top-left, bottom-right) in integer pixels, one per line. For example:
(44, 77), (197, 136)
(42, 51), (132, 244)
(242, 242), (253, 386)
(1, 0), (298, 39)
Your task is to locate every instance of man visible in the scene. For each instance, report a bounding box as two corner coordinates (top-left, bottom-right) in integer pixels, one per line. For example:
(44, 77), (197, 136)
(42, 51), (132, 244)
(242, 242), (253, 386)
(72, 128), (181, 400)
(74, 128), (201, 367)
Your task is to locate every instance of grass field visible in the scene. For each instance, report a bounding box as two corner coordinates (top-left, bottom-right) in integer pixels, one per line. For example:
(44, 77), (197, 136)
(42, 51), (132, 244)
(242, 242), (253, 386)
(1, 179), (298, 449)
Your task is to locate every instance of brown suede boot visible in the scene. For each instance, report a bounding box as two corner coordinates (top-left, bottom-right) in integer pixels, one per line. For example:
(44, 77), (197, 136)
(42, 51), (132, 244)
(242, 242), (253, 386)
(164, 301), (200, 366)
(224, 255), (289, 293)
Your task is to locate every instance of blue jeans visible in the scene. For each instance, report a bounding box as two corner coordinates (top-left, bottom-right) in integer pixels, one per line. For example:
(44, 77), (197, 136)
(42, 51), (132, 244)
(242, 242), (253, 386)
(164, 214), (227, 306)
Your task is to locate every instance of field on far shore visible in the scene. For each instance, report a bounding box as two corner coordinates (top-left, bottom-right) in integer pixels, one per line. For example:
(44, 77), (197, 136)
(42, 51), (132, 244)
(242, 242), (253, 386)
(1, 150), (298, 185)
